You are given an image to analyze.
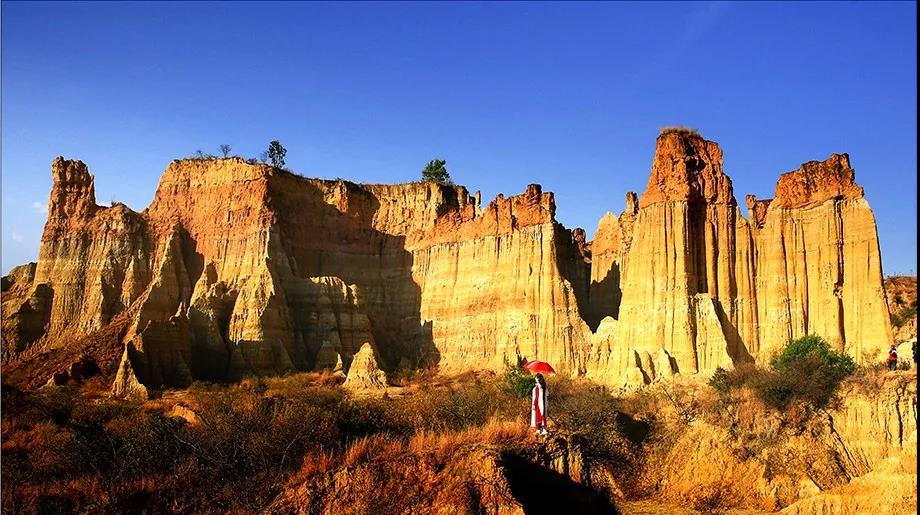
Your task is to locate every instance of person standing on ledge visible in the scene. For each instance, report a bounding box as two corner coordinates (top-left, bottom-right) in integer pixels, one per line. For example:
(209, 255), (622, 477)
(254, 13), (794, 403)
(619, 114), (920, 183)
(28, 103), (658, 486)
(531, 373), (548, 436)
(887, 345), (899, 371)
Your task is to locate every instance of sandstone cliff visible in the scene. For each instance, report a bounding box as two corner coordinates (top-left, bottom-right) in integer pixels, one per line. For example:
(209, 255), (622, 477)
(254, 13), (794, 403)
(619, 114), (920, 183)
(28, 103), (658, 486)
(587, 129), (758, 383)
(584, 129), (891, 386)
(585, 193), (637, 330)
(3, 157), (589, 391)
(640, 373), (917, 513)
(1, 131), (894, 391)
(753, 153), (891, 362)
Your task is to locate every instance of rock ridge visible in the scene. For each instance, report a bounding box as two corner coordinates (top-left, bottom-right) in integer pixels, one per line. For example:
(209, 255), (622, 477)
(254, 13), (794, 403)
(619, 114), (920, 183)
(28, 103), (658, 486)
(1, 135), (894, 391)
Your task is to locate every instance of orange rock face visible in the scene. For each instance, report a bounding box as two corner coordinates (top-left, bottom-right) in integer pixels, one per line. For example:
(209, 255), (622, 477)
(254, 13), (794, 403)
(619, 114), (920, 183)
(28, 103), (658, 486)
(1, 132), (894, 390)
(770, 154), (864, 209)
(2, 157), (589, 390)
(753, 156), (891, 362)
(587, 131), (758, 382)
(586, 131), (891, 385)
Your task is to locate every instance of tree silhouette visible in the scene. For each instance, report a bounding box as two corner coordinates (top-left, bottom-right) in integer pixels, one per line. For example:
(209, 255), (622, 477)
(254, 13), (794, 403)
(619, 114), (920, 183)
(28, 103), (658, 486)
(267, 141), (287, 168)
(218, 144), (232, 157)
(422, 159), (450, 183)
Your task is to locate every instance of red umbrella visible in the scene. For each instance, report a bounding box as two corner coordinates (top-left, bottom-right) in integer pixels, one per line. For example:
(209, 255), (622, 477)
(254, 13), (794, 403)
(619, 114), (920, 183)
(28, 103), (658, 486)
(523, 359), (556, 375)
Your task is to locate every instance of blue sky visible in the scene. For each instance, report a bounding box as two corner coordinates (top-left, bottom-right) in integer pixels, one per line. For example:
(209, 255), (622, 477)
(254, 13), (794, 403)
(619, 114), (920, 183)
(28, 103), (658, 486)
(2, 1), (916, 275)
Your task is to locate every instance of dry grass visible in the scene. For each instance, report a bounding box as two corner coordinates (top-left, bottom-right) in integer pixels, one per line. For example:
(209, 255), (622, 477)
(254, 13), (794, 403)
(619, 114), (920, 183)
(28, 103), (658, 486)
(293, 449), (339, 480)
(343, 433), (399, 467)
(2, 367), (640, 513)
(407, 418), (532, 462)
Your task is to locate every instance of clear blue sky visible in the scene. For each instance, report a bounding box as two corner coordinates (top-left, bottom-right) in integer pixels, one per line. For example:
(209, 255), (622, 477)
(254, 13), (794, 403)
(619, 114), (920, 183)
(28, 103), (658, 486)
(2, 1), (917, 275)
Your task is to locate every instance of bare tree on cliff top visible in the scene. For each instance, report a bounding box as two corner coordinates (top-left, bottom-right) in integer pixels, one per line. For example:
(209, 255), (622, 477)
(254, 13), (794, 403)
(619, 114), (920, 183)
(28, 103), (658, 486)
(422, 159), (451, 183)
(267, 141), (287, 169)
(218, 144), (232, 157)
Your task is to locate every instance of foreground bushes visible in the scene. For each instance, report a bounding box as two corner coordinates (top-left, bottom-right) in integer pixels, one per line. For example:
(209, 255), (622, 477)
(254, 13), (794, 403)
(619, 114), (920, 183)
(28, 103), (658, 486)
(709, 335), (857, 412)
(1, 371), (637, 513)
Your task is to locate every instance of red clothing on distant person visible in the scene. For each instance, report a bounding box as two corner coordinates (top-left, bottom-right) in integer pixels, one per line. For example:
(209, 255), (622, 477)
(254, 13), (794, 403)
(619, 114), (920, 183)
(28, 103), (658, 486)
(531, 381), (547, 429)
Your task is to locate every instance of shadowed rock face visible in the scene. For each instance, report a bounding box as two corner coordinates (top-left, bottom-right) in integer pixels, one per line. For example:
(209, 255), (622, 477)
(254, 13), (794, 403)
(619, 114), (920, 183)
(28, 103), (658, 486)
(1, 132), (892, 391)
(585, 193), (637, 330)
(3, 157), (590, 391)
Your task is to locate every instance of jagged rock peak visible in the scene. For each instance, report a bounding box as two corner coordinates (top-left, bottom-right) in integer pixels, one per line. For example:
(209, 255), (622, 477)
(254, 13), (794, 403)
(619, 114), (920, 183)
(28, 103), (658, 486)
(640, 129), (735, 208)
(486, 183), (556, 219)
(48, 156), (97, 221)
(772, 153), (865, 209)
(1, 262), (36, 292)
(745, 194), (772, 229)
(344, 341), (387, 389)
(624, 191), (638, 215)
(111, 347), (149, 401)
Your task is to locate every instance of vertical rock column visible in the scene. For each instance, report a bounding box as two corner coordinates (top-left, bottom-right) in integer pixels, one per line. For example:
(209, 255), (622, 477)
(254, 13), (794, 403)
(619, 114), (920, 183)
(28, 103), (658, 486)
(612, 130), (743, 375)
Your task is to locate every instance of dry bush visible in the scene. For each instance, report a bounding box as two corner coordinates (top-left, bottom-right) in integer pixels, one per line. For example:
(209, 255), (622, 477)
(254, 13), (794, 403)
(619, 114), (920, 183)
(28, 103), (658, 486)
(293, 449), (339, 481)
(659, 126), (702, 138)
(407, 418), (531, 463)
(389, 363), (438, 386)
(890, 303), (917, 328)
(1, 371), (636, 513)
(363, 380), (524, 436)
(260, 371), (343, 394)
(343, 433), (401, 467)
(844, 364), (889, 395)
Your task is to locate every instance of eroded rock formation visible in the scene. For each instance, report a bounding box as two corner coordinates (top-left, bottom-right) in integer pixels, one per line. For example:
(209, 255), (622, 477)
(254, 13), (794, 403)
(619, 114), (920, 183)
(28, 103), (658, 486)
(586, 129), (891, 385)
(112, 347), (149, 401)
(343, 341), (388, 389)
(753, 153), (891, 363)
(885, 275), (917, 343)
(1, 130), (894, 390)
(640, 373), (916, 513)
(3, 157), (590, 390)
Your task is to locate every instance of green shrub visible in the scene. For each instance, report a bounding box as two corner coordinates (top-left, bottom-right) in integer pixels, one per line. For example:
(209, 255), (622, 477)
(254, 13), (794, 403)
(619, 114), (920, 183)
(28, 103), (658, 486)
(499, 357), (533, 399)
(708, 367), (731, 393)
(756, 335), (857, 411)
(770, 335), (856, 375)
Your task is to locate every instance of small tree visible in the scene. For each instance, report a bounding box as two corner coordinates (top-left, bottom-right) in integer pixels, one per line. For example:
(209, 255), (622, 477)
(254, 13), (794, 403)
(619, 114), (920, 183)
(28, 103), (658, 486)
(258, 151), (269, 164)
(267, 141), (287, 169)
(195, 149), (204, 159)
(756, 334), (857, 411)
(218, 144), (232, 157)
(422, 159), (450, 183)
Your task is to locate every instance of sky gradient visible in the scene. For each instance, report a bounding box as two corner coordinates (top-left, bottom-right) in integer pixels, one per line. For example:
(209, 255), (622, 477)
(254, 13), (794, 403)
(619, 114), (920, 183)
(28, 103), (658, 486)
(2, 1), (917, 275)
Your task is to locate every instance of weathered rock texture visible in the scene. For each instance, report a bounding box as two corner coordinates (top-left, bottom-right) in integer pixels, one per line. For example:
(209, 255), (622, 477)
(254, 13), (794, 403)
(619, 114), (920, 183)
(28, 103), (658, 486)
(343, 342), (388, 389)
(585, 193), (637, 330)
(1, 132), (893, 390)
(111, 347), (149, 401)
(3, 157), (589, 390)
(642, 373), (916, 513)
(585, 129), (892, 385)
(752, 153), (891, 363)
(885, 275), (917, 343)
